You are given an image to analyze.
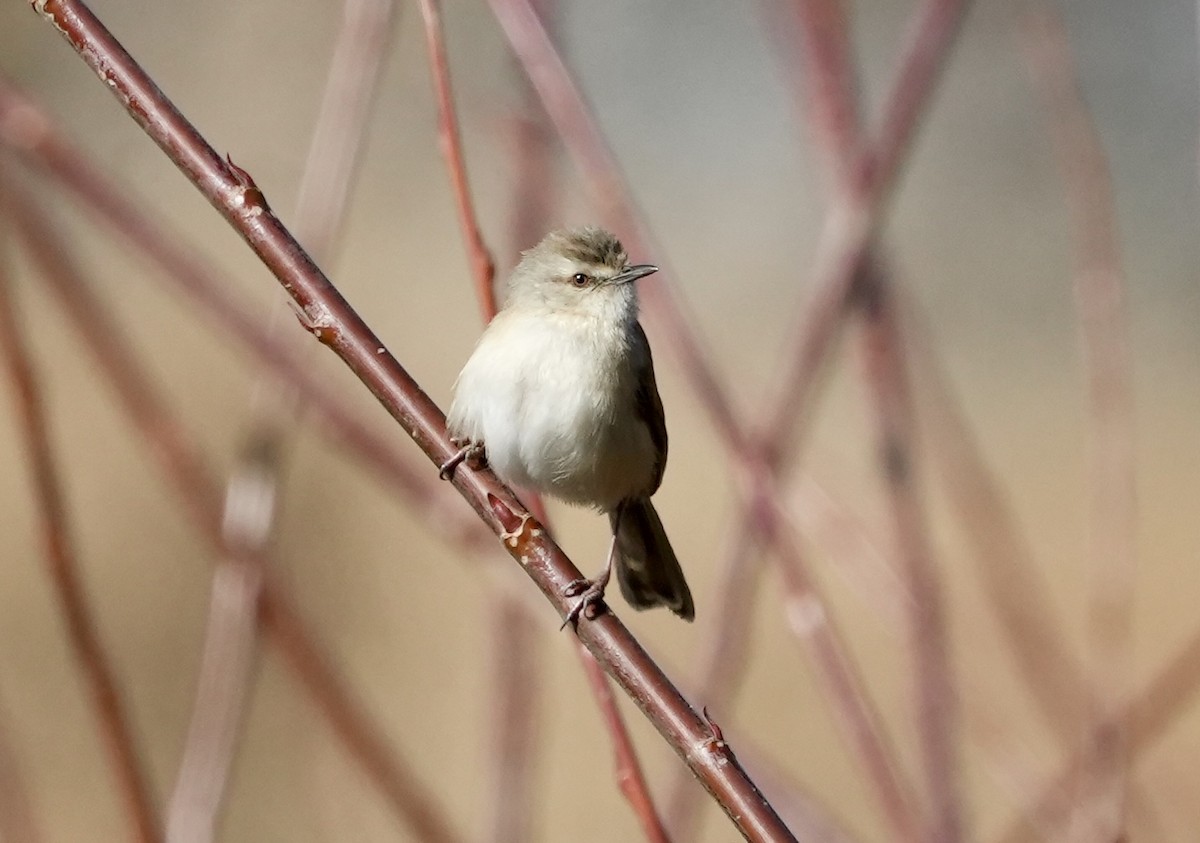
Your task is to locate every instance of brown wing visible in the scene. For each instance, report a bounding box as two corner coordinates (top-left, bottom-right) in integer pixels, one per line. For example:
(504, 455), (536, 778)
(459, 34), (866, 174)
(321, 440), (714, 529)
(631, 321), (668, 495)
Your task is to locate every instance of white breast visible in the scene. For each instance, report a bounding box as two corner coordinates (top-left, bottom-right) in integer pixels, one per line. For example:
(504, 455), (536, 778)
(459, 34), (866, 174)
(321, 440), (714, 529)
(446, 307), (658, 511)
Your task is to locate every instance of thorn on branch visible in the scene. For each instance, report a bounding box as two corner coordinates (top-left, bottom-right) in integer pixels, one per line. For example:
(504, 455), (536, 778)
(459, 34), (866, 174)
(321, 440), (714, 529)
(702, 706), (725, 744)
(225, 153), (269, 213)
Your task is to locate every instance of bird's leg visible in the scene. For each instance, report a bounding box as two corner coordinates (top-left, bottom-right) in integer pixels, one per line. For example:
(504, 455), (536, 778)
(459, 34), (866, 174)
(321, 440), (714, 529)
(438, 438), (486, 480)
(561, 504), (622, 628)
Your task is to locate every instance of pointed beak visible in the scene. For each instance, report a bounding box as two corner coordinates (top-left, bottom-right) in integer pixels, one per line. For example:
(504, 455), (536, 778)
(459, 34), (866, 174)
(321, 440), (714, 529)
(611, 264), (659, 285)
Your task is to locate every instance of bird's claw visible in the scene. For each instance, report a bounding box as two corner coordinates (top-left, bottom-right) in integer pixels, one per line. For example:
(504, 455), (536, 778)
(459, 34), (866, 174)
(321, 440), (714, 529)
(438, 439), (486, 480)
(560, 577), (608, 630)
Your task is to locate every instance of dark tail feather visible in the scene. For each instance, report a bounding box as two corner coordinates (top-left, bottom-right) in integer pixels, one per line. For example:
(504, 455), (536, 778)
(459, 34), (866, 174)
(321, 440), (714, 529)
(610, 498), (694, 621)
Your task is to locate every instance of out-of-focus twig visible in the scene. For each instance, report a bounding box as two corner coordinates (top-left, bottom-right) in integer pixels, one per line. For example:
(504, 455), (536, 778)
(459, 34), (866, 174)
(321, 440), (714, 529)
(417, 0), (496, 319)
(25, 3), (794, 838)
(165, 541), (263, 843)
(485, 0), (749, 455)
(670, 0), (970, 835)
(766, 4), (970, 839)
(489, 3), (960, 840)
(5, 179), (465, 843)
(994, 616), (1200, 843)
(0, 188), (161, 843)
(482, 5), (557, 839)
(763, 0), (972, 458)
(0, 78), (492, 556)
(1021, 8), (1137, 843)
(578, 648), (671, 843)
(167, 2), (398, 839)
(855, 274), (961, 843)
(293, 0), (395, 266)
(904, 295), (1086, 737)
(0, 690), (43, 843)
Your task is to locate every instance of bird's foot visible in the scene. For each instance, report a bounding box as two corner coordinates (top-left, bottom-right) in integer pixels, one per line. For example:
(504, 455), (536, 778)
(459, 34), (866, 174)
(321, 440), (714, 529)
(438, 439), (486, 480)
(560, 566), (613, 630)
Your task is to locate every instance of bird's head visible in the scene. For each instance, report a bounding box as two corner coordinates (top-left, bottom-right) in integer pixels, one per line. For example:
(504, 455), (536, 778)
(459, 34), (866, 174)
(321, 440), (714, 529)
(504, 226), (658, 317)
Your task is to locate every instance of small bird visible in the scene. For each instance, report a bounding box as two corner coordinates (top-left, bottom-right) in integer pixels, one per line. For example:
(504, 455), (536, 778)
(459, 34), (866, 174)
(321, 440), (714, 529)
(442, 226), (694, 623)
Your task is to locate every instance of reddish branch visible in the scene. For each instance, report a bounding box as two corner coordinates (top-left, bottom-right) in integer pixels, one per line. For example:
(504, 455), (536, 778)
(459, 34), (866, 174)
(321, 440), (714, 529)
(23, 2), (794, 839)
(578, 649), (671, 843)
(855, 277), (961, 843)
(670, 0), (970, 834)
(0, 695), (43, 843)
(0, 80), (491, 556)
(764, 0), (972, 457)
(485, 0), (750, 455)
(0, 202), (161, 843)
(417, 0), (497, 319)
(421, 4), (669, 831)
(5, 180), (465, 843)
(1022, 9), (1137, 843)
(487, 1), (969, 839)
(169, 1), (398, 837)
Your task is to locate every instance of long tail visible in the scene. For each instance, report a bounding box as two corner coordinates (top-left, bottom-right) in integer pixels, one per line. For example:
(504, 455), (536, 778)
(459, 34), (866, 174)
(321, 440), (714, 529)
(610, 498), (694, 621)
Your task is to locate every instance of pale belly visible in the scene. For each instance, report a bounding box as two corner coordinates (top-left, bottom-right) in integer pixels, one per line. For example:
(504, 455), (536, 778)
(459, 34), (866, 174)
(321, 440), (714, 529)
(447, 313), (659, 511)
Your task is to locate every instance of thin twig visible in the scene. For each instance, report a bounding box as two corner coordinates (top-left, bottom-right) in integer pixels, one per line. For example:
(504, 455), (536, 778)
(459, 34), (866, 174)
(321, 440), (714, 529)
(764, 481), (922, 843)
(293, 0), (396, 266)
(483, 6), (558, 838)
(994, 617), (1200, 843)
(485, 0), (750, 455)
(167, 2), (397, 838)
(417, 0), (496, 319)
(0, 694), (43, 843)
(578, 647), (671, 843)
(485, 599), (542, 843)
(770, 4), (968, 838)
(24, 3), (795, 838)
(0, 186), (161, 843)
(5, 180), (465, 843)
(856, 275), (961, 843)
(1021, 8), (1137, 843)
(0, 78), (493, 557)
(670, 0), (971, 834)
(903, 296), (1086, 738)
(763, 0), (972, 458)
(487, 5), (938, 840)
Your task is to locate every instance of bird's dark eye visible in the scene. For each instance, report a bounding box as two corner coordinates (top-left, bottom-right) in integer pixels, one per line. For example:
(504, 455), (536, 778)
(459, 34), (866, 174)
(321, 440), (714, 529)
(571, 272), (589, 287)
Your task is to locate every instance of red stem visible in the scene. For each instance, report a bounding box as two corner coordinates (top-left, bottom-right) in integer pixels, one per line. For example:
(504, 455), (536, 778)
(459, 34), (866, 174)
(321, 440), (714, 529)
(417, 0), (497, 320)
(23, 2), (795, 838)
(6, 179), (465, 843)
(0, 199), (161, 843)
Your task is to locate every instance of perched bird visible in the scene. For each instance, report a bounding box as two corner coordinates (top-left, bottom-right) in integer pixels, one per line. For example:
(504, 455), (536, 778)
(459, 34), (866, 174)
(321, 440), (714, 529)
(442, 226), (694, 623)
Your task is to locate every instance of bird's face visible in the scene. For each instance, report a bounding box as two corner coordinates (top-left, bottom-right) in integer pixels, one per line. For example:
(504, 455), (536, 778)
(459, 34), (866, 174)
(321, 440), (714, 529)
(504, 227), (658, 317)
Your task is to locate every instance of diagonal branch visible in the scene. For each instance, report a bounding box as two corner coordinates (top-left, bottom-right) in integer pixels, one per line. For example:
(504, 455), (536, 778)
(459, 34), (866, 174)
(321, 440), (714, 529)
(420, 2), (668, 833)
(23, 2), (794, 839)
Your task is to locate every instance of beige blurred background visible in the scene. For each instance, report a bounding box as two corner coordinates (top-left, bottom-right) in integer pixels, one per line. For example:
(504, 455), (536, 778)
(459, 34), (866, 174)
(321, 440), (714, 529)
(1, 0), (1199, 841)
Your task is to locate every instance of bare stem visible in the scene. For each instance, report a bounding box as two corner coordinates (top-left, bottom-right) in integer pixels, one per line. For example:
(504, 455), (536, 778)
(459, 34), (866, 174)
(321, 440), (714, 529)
(763, 0), (972, 458)
(23, 2), (794, 838)
(1021, 8), (1137, 843)
(167, 3), (398, 839)
(578, 646), (672, 843)
(0, 187), (161, 843)
(0, 78), (493, 556)
(856, 276), (961, 843)
(5, 179), (465, 843)
(417, 0), (496, 319)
